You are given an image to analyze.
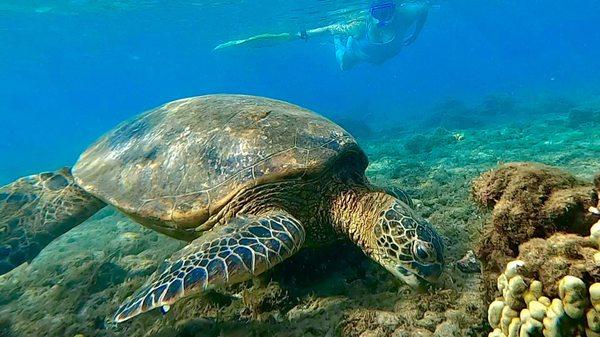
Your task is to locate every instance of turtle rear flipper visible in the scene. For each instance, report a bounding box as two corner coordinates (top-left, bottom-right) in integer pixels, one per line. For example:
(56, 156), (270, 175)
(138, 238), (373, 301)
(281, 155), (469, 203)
(113, 210), (306, 323)
(0, 168), (106, 275)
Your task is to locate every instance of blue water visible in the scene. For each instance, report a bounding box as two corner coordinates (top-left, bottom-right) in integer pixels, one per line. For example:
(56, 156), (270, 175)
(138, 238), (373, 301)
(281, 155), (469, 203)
(1, 0), (600, 184)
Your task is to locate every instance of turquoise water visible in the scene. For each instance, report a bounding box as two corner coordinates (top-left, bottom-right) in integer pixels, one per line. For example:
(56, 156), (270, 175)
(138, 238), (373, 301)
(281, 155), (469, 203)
(2, 0), (599, 184)
(1, 1), (600, 336)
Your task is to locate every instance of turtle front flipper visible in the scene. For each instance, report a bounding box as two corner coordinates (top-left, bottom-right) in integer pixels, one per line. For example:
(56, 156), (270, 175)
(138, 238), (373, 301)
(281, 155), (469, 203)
(113, 210), (306, 323)
(0, 168), (106, 275)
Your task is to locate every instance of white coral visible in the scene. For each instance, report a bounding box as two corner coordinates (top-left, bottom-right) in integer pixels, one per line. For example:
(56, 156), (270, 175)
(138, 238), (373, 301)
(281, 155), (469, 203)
(558, 276), (587, 320)
(487, 225), (600, 337)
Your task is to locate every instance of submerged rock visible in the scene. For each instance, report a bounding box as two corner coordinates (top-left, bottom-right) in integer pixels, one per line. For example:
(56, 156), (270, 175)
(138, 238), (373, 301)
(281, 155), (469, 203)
(486, 221), (600, 336)
(473, 162), (597, 276)
(456, 250), (481, 274)
(568, 107), (600, 128)
(421, 98), (485, 130)
(480, 94), (516, 117)
(537, 96), (577, 115)
(404, 128), (458, 154)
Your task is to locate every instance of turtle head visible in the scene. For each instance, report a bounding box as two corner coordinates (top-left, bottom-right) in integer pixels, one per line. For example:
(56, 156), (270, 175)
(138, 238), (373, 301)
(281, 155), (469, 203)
(370, 199), (444, 287)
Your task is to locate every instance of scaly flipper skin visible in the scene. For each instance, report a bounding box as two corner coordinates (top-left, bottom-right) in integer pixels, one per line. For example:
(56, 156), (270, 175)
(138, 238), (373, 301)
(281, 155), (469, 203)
(113, 210), (305, 323)
(0, 168), (105, 275)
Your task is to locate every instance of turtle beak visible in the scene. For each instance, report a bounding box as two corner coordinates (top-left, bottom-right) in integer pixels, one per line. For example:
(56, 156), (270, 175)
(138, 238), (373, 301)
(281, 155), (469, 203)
(395, 268), (425, 288)
(391, 262), (444, 289)
(386, 265), (424, 289)
(416, 262), (444, 284)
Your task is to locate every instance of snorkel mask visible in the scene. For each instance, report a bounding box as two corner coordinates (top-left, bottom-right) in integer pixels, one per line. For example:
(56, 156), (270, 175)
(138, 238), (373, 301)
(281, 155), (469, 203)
(370, 1), (396, 27)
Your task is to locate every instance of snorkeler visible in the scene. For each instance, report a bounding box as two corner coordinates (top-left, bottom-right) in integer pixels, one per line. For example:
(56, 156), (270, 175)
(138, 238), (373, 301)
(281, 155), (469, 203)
(214, 1), (430, 70)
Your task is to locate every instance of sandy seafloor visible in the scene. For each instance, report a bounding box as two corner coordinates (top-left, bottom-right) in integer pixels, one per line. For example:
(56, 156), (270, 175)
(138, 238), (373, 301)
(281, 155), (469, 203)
(1, 95), (599, 337)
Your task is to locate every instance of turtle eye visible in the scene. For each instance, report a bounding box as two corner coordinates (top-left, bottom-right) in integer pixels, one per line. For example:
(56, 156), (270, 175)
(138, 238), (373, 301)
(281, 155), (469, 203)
(413, 241), (435, 264)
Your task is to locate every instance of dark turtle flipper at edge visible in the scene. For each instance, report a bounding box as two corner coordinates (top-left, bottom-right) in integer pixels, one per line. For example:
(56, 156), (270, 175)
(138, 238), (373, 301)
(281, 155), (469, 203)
(113, 210), (306, 323)
(0, 167), (106, 275)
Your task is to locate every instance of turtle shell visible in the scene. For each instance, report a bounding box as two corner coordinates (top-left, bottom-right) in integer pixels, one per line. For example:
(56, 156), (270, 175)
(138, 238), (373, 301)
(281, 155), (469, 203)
(72, 95), (366, 237)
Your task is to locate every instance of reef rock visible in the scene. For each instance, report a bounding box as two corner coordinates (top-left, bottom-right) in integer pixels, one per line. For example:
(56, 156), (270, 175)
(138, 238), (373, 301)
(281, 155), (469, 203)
(404, 128), (459, 155)
(421, 98), (485, 130)
(568, 107), (600, 128)
(473, 162), (597, 276)
(486, 218), (600, 337)
(480, 93), (516, 117)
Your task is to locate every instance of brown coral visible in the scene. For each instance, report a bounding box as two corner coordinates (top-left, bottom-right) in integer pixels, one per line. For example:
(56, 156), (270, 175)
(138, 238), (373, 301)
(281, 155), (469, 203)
(473, 162), (597, 275)
(518, 233), (600, 298)
(595, 172), (600, 205)
(486, 221), (600, 337)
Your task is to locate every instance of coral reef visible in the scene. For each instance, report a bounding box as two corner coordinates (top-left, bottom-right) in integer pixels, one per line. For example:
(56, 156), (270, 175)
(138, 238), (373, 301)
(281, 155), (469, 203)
(335, 278), (486, 337)
(518, 232), (600, 298)
(480, 94), (516, 117)
(0, 217), (485, 337)
(3, 98), (600, 336)
(537, 96), (577, 115)
(421, 98), (485, 130)
(404, 128), (458, 154)
(420, 94), (517, 132)
(569, 108), (600, 128)
(487, 219), (600, 336)
(473, 162), (598, 276)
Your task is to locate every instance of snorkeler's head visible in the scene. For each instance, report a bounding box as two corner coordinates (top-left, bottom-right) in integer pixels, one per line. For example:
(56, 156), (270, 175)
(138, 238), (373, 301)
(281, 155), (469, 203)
(370, 1), (397, 26)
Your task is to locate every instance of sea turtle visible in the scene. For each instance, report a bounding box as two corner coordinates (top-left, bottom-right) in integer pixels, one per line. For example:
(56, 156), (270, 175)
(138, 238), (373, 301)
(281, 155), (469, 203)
(0, 95), (444, 323)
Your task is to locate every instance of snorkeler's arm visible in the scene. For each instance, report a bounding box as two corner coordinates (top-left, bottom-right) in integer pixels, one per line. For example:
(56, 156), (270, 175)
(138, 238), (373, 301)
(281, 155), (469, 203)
(303, 19), (365, 39)
(403, 8), (428, 46)
(214, 32), (298, 50)
(213, 19), (365, 50)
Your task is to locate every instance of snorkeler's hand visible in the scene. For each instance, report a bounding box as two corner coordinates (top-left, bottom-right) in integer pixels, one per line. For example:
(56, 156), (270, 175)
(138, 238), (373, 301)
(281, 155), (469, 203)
(298, 30), (308, 41)
(214, 40), (243, 50)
